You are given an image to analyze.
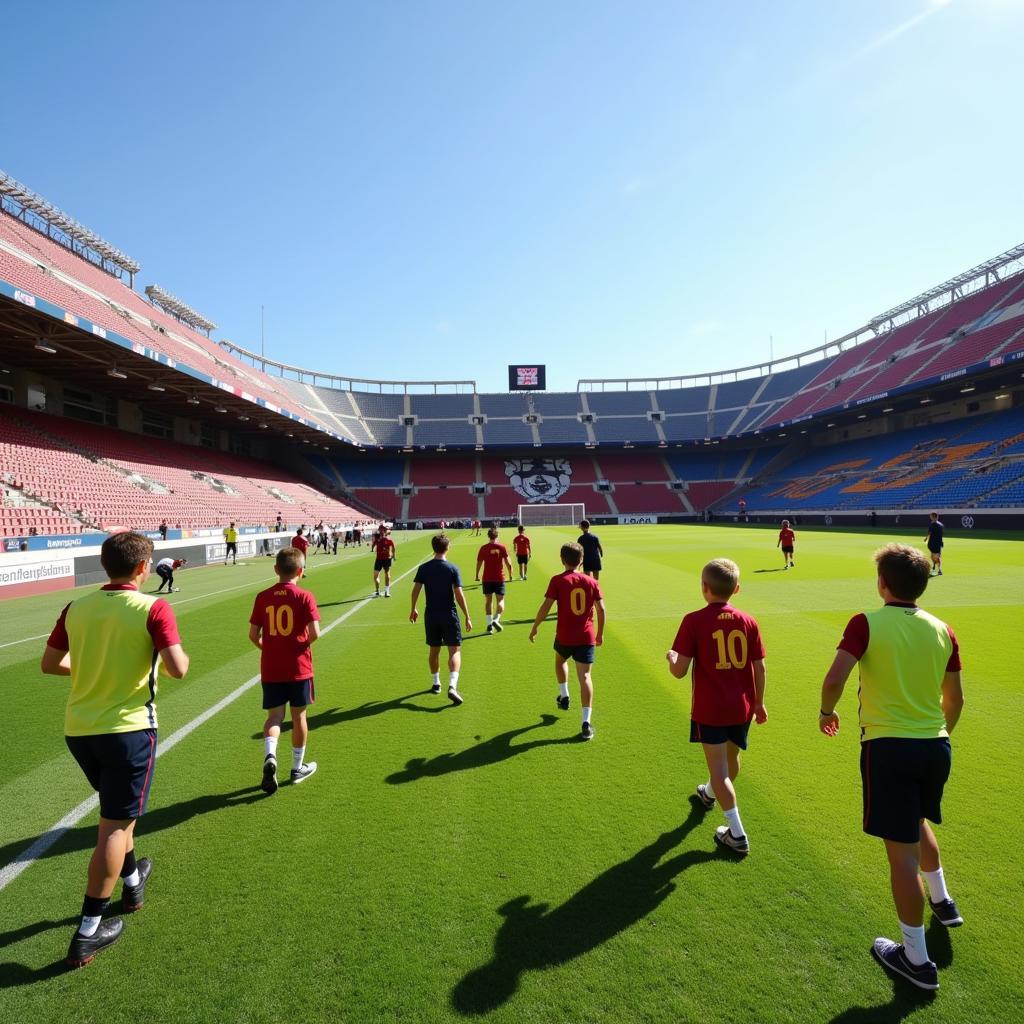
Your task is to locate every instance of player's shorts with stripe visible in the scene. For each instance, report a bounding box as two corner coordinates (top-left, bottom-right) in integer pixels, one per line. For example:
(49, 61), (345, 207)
(482, 581), (506, 596)
(689, 719), (752, 749)
(65, 729), (158, 820)
(860, 737), (951, 843)
(553, 640), (596, 664)
(374, 558), (393, 571)
(424, 610), (462, 647)
(261, 678), (316, 710)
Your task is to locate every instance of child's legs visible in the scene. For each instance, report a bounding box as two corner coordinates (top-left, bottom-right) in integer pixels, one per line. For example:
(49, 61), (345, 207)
(263, 705), (286, 739)
(574, 660), (593, 707)
(484, 593), (493, 614)
(87, 817), (136, 899)
(726, 740), (742, 783)
(373, 570), (381, 587)
(554, 652), (569, 686)
(290, 705), (309, 750)
(919, 819), (941, 873)
(884, 838), (925, 926)
(428, 647), (441, 673)
(384, 568), (391, 586)
(447, 646), (461, 674)
(702, 742), (737, 810)
(496, 594), (505, 615)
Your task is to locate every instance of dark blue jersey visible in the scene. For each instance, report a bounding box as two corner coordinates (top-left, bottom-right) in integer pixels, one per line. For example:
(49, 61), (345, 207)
(577, 533), (602, 559)
(414, 559), (463, 614)
(927, 521), (944, 545)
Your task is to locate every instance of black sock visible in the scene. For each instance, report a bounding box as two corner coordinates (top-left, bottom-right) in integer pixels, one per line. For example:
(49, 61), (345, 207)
(81, 894), (109, 918)
(120, 849), (137, 880)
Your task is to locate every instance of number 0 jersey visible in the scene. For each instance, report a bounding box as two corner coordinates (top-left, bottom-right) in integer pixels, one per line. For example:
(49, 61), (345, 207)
(545, 571), (603, 645)
(671, 602), (766, 726)
(249, 581), (320, 682)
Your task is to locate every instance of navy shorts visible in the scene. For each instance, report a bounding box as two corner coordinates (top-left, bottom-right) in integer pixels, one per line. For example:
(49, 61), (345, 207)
(583, 560), (602, 573)
(861, 737), (951, 843)
(262, 678), (316, 710)
(66, 729), (157, 820)
(425, 611), (462, 647)
(374, 558), (393, 571)
(482, 581), (506, 596)
(226, 542), (237, 555)
(781, 546), (794, 554)
(689, 720), (752, 749)
(928, 543), (943, 554)
(553, 640), (596, 664)
(517, 555), (529, 565)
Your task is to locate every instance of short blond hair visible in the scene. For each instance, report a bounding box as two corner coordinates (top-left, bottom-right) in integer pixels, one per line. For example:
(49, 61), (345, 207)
(702, 558), (740, 599)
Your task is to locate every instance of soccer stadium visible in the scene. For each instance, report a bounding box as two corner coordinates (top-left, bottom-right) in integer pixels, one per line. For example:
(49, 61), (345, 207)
(2, 6), (1022, 1024)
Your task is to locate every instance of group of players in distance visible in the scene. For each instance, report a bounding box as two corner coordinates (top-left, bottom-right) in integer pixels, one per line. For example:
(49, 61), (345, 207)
(39, 517), (962, 995)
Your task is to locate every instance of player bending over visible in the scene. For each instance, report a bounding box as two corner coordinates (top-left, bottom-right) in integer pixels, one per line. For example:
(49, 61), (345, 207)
(777, 520), (795, 569)
(154, 556), (187, 593)
(476, 527), (513, 634)
(249, 547), (321, 794)
(529, 542), (605, 741)
(818, 543), (964, 991)
(409, 533), (473, 705)
(372, 527), (397, 598)
(512, 524), (532, 580)
(666, 558), (767, 855)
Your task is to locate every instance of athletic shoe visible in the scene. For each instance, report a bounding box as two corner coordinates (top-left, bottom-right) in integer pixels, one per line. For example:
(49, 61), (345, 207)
(486, 624), (493, 635)
(372, 592), (380, 599)
(492, 620), (503, 633)
(930, 898), (964, 927)
(695, 783), (716, 810)
(714, 826), (750, 855)
(431, 682), (442, 695)
(261, 754), (278, 795)
(122, 857), (153, 912)
(783, 565), (788, 570)
(171, 587), (180, 593)
(556, 695), (570, 712)
(871, 938), (939, 990)
(66, 919), (123, 967)
(937, 570), (943, 576)
(290, 762), (318, 784)
(448, 687), (464, 706)
(581, 721), (594, 741)
(384, 592), (391, 598)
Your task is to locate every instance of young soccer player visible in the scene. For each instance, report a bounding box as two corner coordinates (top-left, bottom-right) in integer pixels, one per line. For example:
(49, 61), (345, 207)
(577, 520), (604, 579)
(292, 526), (309, 570)
(372, 527), (397, 597)
(512, 524), (532, 580)
(409, 534), (473, 705)
(41, 532), (190, 966)
(472, 519), (482, 536)
(818, 543), (964, 991)
(665, 558), (767, 855)
(223, 522), (238, 565)
(475, 527), (513, 634)
(249, 547), (321, 794)
(529, 542), (604, 740)
(925, 512), (944, 576)
(153, 556), (187, 593)
(778, 520), (796, 569)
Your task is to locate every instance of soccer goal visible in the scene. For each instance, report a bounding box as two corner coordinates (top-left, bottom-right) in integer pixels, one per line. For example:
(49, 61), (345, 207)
(518, 503), (586, 527)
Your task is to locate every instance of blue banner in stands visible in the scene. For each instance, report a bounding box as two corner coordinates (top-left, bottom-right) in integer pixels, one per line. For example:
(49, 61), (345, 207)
(2, 530), (185, 553)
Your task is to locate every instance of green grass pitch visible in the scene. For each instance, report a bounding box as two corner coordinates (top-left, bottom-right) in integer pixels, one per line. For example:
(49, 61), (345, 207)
(0, 525), (1021, 1023)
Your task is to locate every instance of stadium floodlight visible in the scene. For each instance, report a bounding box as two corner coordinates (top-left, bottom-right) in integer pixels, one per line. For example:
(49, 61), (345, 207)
(144, 284), (218, 334)
(107, 366), (128, 380)
(187, 394), (201, 405)
(0, 169), (141, 276)
(147, 383), (165, 392)
(960, 384), (975, 394)
(518, 503), (586, 528)
(214, 405), (227, 413)
(33, 339), (57, 354)
(881, 407), (894, 413)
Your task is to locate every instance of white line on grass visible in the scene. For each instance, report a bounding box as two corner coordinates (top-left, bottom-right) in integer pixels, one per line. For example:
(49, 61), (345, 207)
(0, 560), (420, 894)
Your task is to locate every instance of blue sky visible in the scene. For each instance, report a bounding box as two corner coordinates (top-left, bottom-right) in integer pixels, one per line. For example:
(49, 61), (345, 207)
(2, 1), (1022, 393)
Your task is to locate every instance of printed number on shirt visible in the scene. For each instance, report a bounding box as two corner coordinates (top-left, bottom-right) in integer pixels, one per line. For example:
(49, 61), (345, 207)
(264, 604), (294, 637)
(569, 587), (586, 616)
(712, 628), (748, 670)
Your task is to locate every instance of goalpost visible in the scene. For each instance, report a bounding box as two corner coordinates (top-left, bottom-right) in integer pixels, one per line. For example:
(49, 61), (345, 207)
(517, 503), (586, 527)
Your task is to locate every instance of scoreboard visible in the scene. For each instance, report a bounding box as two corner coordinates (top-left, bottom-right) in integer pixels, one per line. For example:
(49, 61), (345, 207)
(508, 364), (546, 391)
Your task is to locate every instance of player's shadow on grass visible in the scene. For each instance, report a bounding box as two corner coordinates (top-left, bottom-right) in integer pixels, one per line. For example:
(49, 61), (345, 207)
(753, 568), (786, 574)
(827, 922), (951, 1024)
(250, 692), (453, 739)
(317, 597), (374, 608)
(387, 715), (584, 785)
(451, 798), (728, 1015)
(462, 615), (554, 641)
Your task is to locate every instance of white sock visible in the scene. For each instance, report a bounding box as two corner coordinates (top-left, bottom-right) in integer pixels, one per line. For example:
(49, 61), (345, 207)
(487, 614), (492, 626)
(724, 806), (745, 838)
(264, 736), (278, 759)
(292, 745), (305, 771)
(384, 586), (390, 595)
(581, 706), (592, 724)
(922, 867), (950, 903)
(559, 682), (569, 698)
(449, 671), (459, 690)
(78, 915), (102, 937)
(431, 672), (440, 687)
(494, 612), (501, 623)
(899, 921), (929, 965)
(704, 779), (716, 801)
(123, 868), (140, 887)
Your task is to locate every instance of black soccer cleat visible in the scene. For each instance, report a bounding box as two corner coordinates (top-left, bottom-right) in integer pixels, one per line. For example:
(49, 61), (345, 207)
(261, 754), (278, 795)
(556, 695), (570, 712)
(66, 919), (124, 967)
(871, 938), (938, 990)
(581, 721), (594, 741)
(448, 687), (464, 706)
(492, 620), (503, 633)
(431, 682), (442, 695)
(930, 897), (963, 927)
(122, 857), (153, 912)
(486, 624), (493, 635)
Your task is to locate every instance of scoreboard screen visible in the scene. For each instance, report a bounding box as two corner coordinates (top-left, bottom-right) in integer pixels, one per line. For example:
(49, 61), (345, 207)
(508, 365), (546, 391)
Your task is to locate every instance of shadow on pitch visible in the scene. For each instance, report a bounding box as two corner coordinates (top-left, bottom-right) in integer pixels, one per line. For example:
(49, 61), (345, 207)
(252, 691), (453, 739)
(462, 615), (554, 641)
(827, 922), (951, 1024)
(451, 798), (728, 1015)
(317, 597), (377, 608)
(387, 714), (582, 785)
(753, 568), (787, 574)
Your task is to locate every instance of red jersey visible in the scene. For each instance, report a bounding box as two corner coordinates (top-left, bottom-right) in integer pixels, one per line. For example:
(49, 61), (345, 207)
(292, 535), (309, 555)
(512, 534), (531, 556)
(545, 571), (603, 645)
(778, 528), (795, 547)
(671, 602), (766, 726)
(374, 537), (395, 560)
(249, 581), (320, 682)
(477, 542), (510, 582)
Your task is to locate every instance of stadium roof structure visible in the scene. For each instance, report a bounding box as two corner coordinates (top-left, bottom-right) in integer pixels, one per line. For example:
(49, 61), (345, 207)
(0, 170), (141, 282)
(144, 284), (218, 335)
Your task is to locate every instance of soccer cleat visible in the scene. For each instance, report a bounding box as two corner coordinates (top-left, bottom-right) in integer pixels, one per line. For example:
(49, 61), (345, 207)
(783, 565), (788, 570)
(66, 919), (124, 967)
(556, 695), (570, 712)
(937, 570), (943, 576)
(930, 897), (963, 927)
(261, 754), (278, 795)
(714, 826), (750, 855)
(431, 682), (442, 695)
(122, 857), (153, 912)
(486, 624), (493, 635)
(448, 687), (464, 706)
(290, 762), (318, 784)
(372, 592), (380, 599)
(384, 592), (391, 598)
(492, 620), (503, 633)
(871, 938), (939, 990)
(581, 721), (594, 741)
(696, 783), (716, 810)
(172, 587), (180, 593)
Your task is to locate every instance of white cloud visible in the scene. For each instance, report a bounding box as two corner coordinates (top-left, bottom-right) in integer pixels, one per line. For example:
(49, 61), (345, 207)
(863, 0), (954, 53)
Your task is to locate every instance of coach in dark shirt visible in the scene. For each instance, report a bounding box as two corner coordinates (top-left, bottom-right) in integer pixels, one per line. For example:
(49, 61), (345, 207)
(577, 519), (604, 580)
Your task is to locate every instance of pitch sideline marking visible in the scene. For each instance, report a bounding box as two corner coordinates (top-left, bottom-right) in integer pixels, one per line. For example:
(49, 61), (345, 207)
(0, 560), (420, 894)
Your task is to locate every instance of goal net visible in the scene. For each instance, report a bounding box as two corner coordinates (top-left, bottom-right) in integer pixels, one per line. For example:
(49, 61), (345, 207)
(517, 503), (586, 527)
